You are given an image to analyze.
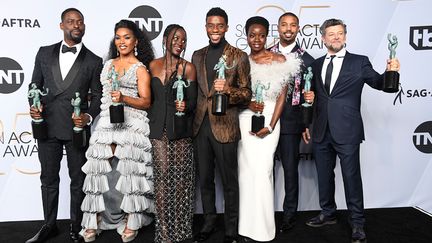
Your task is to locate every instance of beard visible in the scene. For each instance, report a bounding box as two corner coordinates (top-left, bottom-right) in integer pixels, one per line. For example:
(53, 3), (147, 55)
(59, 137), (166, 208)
(280, 32), (296, 45)
(324, 42), (344, 53)
(66, 30), (84, 44)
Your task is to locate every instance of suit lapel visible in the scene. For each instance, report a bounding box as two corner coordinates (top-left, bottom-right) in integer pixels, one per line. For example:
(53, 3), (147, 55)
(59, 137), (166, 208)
(315, 56), (326, 94)
(60, 45), (87, 94)
(331, 52), (350, 95)
(51, 42), (63, 95)
(291, 44), (300, 53)
(197, 47), (210, 97)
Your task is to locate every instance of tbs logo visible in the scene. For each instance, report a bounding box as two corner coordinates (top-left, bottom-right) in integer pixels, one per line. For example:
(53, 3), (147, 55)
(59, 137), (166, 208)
(410, 26), (432, 50)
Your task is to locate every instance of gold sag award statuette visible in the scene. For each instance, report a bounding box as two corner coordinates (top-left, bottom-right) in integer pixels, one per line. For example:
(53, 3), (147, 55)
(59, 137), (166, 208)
(212, 55), (234, 115)
(383, 33), (400, 93)
(302, 66), (314, 125)
(251, 80), (270, 133)
(109, 66), (125, 123)
(28, 83), (48, 139)
(71, 92), (87, 147)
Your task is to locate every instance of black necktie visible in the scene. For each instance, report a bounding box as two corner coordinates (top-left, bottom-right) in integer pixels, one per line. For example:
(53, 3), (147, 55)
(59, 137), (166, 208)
(62, 45), (77, 54)
(324, 55), (336, 95)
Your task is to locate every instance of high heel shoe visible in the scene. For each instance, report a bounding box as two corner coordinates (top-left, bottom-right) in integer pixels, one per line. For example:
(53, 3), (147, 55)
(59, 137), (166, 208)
(82, 229), (99, 242)
(81, 216), (102, 242)
(121, 227), (138, 243)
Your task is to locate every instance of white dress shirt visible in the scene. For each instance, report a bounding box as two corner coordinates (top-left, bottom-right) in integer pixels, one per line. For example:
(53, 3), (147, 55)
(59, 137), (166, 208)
(321, 48), (346, 94)
(59, 41), (82, 80)
(58, 42), (93, 124)
(278, 41), (296, 55)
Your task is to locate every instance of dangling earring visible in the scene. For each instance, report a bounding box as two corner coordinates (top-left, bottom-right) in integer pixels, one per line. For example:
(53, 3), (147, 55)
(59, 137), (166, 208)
(134, 46), (138, 56)
(162, 43), (166, 55)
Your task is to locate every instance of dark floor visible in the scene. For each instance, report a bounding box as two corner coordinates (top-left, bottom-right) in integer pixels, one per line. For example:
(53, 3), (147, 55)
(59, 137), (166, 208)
(1, 207), (431, 243)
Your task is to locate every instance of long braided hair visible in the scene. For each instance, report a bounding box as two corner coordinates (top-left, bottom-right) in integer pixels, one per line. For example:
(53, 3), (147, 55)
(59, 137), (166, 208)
(162, 24), (187, 82)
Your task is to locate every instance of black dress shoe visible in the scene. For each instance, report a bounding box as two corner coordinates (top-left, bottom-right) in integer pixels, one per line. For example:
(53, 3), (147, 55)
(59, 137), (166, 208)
(193, 231), (213, 243)
(279, 217), (296, 233)
(70, 230), (83, 243)
(305, 213), (337, 227)
(352, 227), (367, 243)
(223, 235), (239, 243)
(25, 224), (58, 243)
(239, 236), (256, 242)
(70, 224), (84, 243)
(193, 214), (217, 242)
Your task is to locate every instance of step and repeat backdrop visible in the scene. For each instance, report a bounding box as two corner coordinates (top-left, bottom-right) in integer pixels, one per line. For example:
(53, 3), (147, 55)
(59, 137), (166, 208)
(1, 0), (431, 221)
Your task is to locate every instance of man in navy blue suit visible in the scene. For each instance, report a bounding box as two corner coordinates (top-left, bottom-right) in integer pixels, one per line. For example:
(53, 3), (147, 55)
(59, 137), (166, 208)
(302, 19), (400, 243)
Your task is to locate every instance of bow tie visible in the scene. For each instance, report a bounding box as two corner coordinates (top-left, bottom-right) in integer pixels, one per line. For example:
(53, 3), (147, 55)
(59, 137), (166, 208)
(62, 45), (77, 54)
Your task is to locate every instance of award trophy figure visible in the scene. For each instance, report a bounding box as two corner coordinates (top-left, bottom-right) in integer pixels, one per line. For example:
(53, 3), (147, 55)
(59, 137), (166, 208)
(71, 92), (87, 147)
(172, 75), (191, 116)
(109, 66), (124, 123)
(383, 33), (400, 93)
(28, 83), (49, 139)
(251, 81), (270, 133)
(301, 67), (314, 125)
(172, 75), (191, 133)
(212, 54), (234, 115)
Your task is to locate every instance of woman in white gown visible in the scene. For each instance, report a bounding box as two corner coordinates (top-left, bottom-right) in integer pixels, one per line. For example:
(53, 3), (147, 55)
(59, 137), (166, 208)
(80, 20), (155, 243)
(238, 16), (301, 242)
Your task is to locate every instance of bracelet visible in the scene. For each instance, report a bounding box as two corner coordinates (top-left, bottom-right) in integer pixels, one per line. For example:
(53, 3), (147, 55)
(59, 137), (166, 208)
(267, 126), (273, 134)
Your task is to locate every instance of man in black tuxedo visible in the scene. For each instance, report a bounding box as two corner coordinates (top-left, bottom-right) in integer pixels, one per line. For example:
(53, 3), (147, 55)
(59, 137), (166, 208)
(302, 19), (400, 243)
(267, 12), (315, 232)
(26, 8), (102, 243)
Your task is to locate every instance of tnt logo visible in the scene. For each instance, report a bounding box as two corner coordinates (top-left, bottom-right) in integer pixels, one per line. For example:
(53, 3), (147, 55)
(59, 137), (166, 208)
(0, 57), (24, 94)
(129, 5), (163, 41)
(409, 26), (432, 50)
(413, 121), (432, 154)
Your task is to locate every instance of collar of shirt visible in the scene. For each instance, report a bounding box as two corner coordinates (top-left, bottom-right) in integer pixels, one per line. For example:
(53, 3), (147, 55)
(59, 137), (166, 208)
(326, 48), (346, 59)
(278, 41), (296, 54)
(60, 41), (83, 56)
(322, 48), (346, 93)
(59, 41), (83, 80)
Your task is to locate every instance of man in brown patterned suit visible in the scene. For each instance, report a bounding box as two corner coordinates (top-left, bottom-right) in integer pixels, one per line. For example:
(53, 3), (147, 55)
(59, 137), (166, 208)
(192, 7), (251, 243)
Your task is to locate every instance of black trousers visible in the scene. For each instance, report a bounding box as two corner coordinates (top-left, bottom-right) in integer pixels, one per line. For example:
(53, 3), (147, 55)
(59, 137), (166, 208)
(278, 133), (302, 219)
(37, 137), (87, 229)
(312, 129), (365, 227)
(194, 116), (239, 237)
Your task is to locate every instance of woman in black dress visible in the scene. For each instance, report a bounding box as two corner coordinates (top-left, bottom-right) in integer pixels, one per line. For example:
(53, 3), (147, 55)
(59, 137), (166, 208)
(148, 24), (197, 243)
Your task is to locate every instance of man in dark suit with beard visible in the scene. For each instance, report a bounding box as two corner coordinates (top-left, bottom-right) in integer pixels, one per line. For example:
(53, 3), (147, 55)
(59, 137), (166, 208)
(192, 7), (251, 243)
(303, 18), (400, 243)
(268, 12), (315, 232)
(26, 8), (102, 243)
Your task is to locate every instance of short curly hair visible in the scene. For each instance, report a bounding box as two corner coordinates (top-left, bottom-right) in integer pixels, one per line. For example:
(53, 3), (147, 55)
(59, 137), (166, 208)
(245, 16), (269, 35)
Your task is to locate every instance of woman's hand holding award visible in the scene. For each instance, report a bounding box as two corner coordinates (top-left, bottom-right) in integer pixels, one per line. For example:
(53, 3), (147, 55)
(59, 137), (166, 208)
(109, 66), (125, 123)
